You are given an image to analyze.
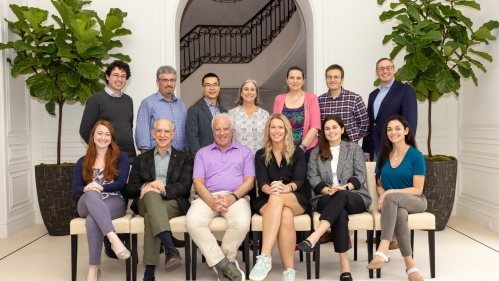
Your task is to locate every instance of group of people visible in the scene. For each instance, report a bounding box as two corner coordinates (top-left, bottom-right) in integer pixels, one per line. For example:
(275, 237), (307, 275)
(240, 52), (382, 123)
(72, 58), (426, 281)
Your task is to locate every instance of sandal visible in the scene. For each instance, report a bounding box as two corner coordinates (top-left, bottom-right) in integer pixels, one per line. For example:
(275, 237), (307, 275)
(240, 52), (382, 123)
(407, 267), (424, 281)
(366, 251), (391, 269)
(297, 239), (315, 253)
(340, 272), (353, 281)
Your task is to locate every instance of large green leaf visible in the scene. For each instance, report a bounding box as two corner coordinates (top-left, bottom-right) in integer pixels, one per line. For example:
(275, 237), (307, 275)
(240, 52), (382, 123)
(483, 20), (499, 31)
(79, 84), (94, 104)
(109, 53), (131, 62)
(469, 68), (478, 86)
(104, 15), (123, 30)
(78, 63), (101, 79)
(473, 26), (496, 40)
(113, 28), (131, 37)
(469, 48), (493, 62)
(450, 59), (471, 69)
(26, 72), (48, 86)
(397, 63), (419, 81)
(11, 60), (38, 76)
(45, 98), (56, 116)
(31, 80), (56, 101)
(449, 25), (469, 44)
(420, 30), (442, 41)
(435, 69), (455, 93)
(390, 45), (404, 59)
(81, 45), (107, 59)
(393, 35), (410, 46)
(465, 55), (487, 72)
(65, 73), (81, 87)
(412, 51), (430, 72)
(397, 15), (414, 31)
(379, 9), (406, 22)
(22, 8), (48, 32)
(455, 1), (480, 10)
(13, 40), (34, 51)
(443, 41), (460, 56)
(457, 65), (471, 78)
(422, 63), (440, 80)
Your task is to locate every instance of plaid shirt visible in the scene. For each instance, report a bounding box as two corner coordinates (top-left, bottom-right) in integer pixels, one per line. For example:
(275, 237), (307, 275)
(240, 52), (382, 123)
(318, 88), (369, 143)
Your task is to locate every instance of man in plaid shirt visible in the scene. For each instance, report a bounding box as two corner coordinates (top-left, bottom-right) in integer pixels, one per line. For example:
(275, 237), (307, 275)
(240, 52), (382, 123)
(318, 64), (369, 143)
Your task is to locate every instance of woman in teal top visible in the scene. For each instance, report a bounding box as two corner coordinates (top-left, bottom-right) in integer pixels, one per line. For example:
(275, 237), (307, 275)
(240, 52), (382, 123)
(367, 115), (426, 281)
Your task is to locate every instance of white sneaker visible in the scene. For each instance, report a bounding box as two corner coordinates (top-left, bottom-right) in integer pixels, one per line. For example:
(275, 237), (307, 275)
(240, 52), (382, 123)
(282, 268), (296, 281)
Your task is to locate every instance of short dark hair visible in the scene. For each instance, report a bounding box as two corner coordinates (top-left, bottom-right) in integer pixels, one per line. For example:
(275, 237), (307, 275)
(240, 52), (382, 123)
(202, 73), (220, 85)
(286, 66), (305, 79)
(105, 60), (131, 84)
(376, 58), (394, 69)
(325, 64), (344, 78)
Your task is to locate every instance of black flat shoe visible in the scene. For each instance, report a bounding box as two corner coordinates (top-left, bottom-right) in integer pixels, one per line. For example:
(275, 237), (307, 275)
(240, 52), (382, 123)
(340, 272), (353, 281)
(297, 239), (315, 253)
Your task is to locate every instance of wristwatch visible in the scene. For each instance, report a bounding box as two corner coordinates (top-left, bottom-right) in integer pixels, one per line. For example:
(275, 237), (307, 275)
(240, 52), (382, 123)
(289, 185), (293, 192)
(344, 184), (350, 191)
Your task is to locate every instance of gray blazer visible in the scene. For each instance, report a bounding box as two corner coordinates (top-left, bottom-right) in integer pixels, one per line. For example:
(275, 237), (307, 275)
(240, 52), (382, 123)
(186, 99), (227, 158)
(307, 141), (372, 211)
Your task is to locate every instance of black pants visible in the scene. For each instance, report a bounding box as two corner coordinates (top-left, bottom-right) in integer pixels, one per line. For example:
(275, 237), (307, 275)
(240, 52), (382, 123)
(316, 190), (365, 253)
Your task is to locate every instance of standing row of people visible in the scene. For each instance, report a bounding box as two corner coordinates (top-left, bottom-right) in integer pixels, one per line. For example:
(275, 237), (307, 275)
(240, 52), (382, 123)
(73, 58), (425, 281)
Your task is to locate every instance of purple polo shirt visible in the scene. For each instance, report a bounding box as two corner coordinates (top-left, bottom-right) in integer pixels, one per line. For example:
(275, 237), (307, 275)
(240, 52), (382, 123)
(193, 140), (255, 193)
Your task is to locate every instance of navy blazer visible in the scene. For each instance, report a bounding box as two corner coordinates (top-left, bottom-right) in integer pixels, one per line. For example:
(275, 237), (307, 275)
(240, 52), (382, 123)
(186, 99), (227, 157)
(362, 80), (417, 160)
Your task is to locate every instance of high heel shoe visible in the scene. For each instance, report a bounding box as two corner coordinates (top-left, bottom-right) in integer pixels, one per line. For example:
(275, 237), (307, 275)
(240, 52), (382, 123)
(111, 242), (131, 260)
(407, 267), (424, 281)
(366, 251), (391, 269)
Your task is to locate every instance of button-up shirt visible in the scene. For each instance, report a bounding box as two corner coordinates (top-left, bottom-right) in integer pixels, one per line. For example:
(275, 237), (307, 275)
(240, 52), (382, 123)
(135, 92), (188, 151)
(204, 98), (221, 117)
(104, 86), (121, 97)
(318, 88), (369, 143)
(373, 79), (395, 118)
(154, 146), (171, 187)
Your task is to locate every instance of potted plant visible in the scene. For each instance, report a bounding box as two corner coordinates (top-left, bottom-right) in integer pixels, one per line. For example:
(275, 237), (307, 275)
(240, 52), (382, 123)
(0, 0), (131, 235)
(377, 0), (498, 230)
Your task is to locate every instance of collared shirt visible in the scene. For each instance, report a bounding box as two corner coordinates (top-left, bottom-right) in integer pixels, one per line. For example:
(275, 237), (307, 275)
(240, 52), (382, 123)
(229, 106), (269, 155)
(204, 98), (221, 117)
(104, 86), (121, 97)
(135, 92), (188, 151)
(154, 146), (172, 187)
(318, 88), (369, 143)
(373, 79), (395, 118)
(193, 140), (255, 193)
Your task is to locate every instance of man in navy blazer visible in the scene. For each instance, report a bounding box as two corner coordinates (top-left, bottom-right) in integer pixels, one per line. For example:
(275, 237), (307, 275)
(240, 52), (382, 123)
(186, 73), (228, 158)
(362, 58), (418, 161)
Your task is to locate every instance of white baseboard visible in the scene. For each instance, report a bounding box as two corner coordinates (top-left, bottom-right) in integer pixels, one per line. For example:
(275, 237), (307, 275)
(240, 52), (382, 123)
(0, 211), (35, 238)
(456, 204), (499, 234)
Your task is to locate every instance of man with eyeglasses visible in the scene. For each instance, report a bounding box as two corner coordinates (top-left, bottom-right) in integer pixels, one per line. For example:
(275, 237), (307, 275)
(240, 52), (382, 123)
(80, 60), (136, 163)
(135, 66), (188, 153)
(126, 118), (194, 281)
(186, 72), (228, 158)
(79, 60), (136, 260)
(318, 64), (369, 143)
(362, 58), (418, 161)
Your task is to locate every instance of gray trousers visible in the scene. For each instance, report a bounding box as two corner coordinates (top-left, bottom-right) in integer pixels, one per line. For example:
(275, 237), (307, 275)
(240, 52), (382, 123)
(77, 191), (126, 265)
(380, 193), (427, 257)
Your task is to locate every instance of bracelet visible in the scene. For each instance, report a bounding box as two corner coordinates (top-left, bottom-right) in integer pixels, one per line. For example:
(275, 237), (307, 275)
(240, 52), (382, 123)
(299, 143), (307, 150)
(230, 193), (239, 201)
(289, 185), (293, 192)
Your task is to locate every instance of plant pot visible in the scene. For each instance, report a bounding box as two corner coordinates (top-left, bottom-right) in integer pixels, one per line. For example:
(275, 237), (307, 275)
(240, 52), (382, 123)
(423, 159), (458, 231)
(35, 165), (78, 236)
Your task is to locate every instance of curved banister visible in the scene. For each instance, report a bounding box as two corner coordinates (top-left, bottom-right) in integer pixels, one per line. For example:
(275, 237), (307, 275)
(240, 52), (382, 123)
(180, 0), (297, 82)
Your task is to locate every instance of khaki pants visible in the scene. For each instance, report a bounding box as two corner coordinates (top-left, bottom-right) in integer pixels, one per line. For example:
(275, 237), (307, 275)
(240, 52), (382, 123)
(186, 194), (251, 267)
(137, 192), (185, 265)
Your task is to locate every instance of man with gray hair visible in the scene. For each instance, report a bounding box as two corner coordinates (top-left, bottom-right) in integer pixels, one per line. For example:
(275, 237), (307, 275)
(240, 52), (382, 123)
(126, 118), (193, 281)
(136, 65), (188, 153)
(186, 113), (254, 281)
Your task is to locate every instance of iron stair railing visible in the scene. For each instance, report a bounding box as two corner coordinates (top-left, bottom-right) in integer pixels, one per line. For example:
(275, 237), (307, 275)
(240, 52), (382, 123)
(180, 0), (297, 82)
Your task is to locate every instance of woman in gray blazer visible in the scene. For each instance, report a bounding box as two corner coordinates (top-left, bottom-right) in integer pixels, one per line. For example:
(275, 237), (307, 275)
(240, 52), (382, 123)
(298, 114), (371, 281)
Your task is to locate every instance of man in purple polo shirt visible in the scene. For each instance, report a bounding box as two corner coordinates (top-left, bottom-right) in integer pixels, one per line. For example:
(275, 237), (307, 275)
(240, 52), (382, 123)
(186, 113), (254, 281)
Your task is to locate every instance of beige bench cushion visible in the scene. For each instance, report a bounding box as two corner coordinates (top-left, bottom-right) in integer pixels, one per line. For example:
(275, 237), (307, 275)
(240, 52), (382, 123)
(313, 211), (373, 231)
(70, 212), (133, 235)
(130, 215), (188, 234)
(372, 211), (436, 230)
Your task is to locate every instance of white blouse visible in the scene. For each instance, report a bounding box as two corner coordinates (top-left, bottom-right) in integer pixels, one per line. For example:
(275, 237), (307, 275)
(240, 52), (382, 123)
(329, 145), (340, 186)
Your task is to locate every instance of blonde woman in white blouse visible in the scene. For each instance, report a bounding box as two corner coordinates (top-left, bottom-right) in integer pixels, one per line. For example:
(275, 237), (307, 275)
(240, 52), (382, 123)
(228, 79), (270, 155)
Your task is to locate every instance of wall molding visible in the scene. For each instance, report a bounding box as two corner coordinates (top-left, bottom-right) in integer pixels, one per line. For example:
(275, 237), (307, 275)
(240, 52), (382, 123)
(8, 143), (30, 164)
(8, 168), (32, 212)
(0, 210), (35, 238)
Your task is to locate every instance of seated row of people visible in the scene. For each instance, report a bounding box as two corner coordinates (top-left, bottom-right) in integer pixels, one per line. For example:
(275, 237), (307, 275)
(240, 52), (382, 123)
(73, 113), (426, 281)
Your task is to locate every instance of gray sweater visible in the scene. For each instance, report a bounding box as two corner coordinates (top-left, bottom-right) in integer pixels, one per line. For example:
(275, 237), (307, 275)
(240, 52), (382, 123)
(79, 90), (136, 162)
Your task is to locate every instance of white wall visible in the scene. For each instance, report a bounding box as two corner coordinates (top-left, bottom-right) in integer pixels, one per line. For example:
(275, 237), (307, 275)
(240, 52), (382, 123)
(456, 0), (499, 233)
(1, 0), (496, 236)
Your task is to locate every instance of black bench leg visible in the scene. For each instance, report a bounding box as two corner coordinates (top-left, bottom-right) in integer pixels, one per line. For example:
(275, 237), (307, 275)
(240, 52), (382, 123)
(132, 234), (138, 281)
(375, 230), (381, 278)
(192, 241), (197, 280)
(314, 240), (320, 279)
(354, 230), (358, 261)
(123, 234), (131, 281)
(185, 233), (191, 280)
(367, 230), (374, 279)
(71, 235), (77, 281)
(429, 230), (435, 278)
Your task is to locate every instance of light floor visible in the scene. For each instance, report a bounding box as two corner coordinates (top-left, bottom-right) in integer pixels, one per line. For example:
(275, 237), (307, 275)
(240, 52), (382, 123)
(0, 216), (498, 281)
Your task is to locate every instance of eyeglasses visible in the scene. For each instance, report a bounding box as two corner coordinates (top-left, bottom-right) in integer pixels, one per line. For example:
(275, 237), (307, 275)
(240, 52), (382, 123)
(111, 74), (127, 80)
(159, 78), (176, 84)
(203, 83), (220, 88)
(154, 129), (174, 134)
(326, 75), (342, 81)
(376, 66), (394, 72)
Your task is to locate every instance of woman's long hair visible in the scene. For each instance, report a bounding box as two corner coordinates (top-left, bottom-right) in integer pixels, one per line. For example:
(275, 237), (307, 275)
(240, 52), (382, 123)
(262, 114), (295, 166)
(317, 114), (351, 161)
(82, 120), (121, 183)
(375, 115), (417, 185)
